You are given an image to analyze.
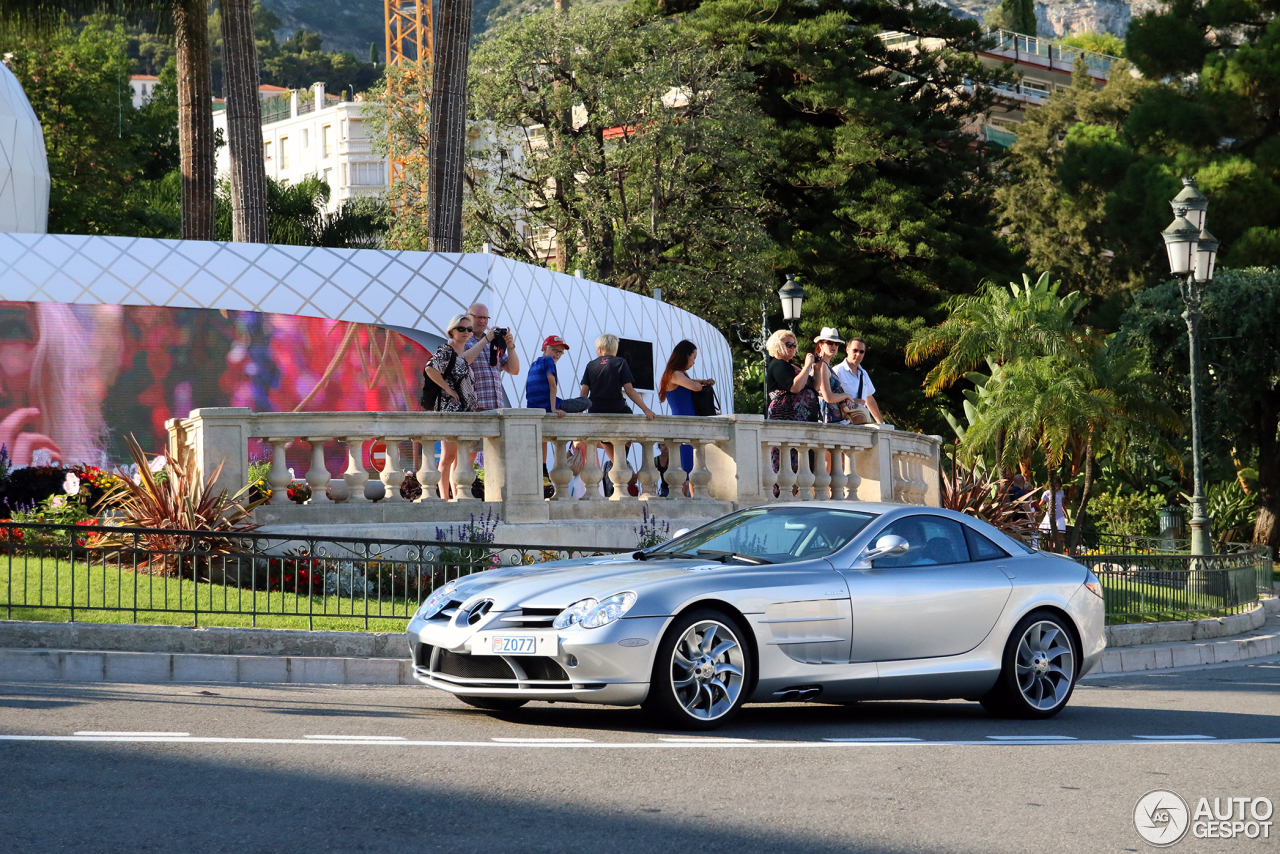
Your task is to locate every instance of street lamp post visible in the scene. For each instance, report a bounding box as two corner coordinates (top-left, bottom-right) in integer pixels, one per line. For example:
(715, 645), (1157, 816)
(733, 275), (809, 415)
(1160, 177), (1220, 556)
(779, 273), (805, 334)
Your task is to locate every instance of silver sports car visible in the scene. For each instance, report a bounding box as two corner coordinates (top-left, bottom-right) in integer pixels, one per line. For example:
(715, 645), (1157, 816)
(406, 502), (1106, 729)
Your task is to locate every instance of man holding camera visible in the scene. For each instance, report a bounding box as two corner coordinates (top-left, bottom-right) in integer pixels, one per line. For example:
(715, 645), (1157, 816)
(463, 303), (519, 498)
(465, 302), (520, 411)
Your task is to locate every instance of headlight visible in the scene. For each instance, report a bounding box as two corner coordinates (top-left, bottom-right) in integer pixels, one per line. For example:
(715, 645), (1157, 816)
(415, 580), (459, 621)
(553, 597), (598, 629)
(1084, 569), (1104, 600)
(581, 591), (637, 629)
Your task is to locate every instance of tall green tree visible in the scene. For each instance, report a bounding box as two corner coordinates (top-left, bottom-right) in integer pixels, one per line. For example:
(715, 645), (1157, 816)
(1127, 0), (1280, 267)
(1121, 267), (1280, 550)
(3, 23), (143, 234)
(460, 6), (775, 330)
(674, 0), (1019, 430)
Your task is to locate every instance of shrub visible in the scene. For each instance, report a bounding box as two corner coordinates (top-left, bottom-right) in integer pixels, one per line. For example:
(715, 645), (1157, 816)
(1088, 489), (1163, 538)
(635, 505), (671, 549)
(96, 435), (264, 576)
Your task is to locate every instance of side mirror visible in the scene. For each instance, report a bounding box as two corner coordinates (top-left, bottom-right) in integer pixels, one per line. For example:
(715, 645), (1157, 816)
(862, 534), (909, 562)
(671, 528), (690, 540)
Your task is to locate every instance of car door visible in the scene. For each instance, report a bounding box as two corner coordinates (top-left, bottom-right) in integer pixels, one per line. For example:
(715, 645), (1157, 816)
(838, 514), (1012, 662)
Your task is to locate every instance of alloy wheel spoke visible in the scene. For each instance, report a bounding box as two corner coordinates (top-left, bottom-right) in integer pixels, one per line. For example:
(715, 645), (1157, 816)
(714, 662), (743, 678)
(700, 624), (720, 655)
(709, 640), (738, 659)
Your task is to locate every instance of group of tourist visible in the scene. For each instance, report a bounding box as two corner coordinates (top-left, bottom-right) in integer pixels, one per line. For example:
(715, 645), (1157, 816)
(421, 305), (881, 498)
(763, 327), (883, 426)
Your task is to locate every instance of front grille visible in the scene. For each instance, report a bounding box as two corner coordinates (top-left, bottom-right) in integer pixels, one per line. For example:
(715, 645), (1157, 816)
(437, 649), (517, 680)
(497, 607), (560, 627)
(511, 656), (569, 681)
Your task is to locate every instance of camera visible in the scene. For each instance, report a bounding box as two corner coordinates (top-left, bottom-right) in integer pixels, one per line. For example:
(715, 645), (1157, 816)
(489, 327), (509, 366)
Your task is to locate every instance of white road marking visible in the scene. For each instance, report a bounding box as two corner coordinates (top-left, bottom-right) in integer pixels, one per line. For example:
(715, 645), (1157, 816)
(3, 734), (1277, 748)
(303, 735), (407, 741)
(986, 735), (1077, 741)
(74, 731), (190, 737)
(1133, 734), (1215, 740)
(491, 737), (593, 743)
(823, 737), (924, 743)
(658, 737), (756, 743)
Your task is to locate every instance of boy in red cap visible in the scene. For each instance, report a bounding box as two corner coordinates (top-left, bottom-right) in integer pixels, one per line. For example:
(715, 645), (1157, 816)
(526, 335), (570, 416)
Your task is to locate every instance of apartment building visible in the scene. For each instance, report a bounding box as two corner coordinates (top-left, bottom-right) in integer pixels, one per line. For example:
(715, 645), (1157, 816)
(879, 29), (1126, 148)
(211, 83), (386, 214)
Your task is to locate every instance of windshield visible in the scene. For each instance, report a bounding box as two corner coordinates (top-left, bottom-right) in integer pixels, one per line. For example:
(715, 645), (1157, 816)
(651, 507), (877, 563)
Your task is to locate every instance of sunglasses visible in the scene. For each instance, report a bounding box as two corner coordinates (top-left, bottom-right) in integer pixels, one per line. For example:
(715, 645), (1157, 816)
(850, 348), (866, 354)
(783, 341), (798, 349)
(454, 326), (473, 333)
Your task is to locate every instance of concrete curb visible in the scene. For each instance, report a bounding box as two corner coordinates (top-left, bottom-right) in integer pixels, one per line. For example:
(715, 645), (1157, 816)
(1104, 598), (1279, 648)
(1091, 611), (1280, 676)
(0, 648), (415, 685)
(0, 620), (406, 659)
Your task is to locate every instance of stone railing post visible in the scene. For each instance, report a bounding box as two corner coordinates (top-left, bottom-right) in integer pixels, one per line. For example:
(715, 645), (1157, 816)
(165, 407), (253, 497)
(710, 415), (763, 505)
(489, 409), (549, 523)
(854, 426), (897, 502)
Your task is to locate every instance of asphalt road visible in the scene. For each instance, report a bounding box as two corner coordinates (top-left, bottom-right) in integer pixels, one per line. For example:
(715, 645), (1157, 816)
(2, 659), (1279, 854)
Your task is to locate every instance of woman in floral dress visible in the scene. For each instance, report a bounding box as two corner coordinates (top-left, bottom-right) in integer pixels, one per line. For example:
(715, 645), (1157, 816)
(423, 314), (488, 497)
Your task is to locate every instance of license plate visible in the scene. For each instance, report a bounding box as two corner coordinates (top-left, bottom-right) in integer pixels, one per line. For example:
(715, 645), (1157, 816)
(492, 635), (538, 655)
(470, 632), (557, 656)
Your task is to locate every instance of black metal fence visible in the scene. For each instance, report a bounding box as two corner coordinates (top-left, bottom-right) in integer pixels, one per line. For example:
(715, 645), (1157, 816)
(0, 522), (631, 630)
(1074, 547), (1272, 624)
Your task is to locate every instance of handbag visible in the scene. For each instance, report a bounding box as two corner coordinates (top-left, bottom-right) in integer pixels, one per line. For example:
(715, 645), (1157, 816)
(690, 384), (719, 417)
(420, 346), (458, 411)
(840, 364), (874, 424)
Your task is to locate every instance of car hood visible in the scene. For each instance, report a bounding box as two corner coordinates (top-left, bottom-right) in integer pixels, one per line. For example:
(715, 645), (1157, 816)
(447, 555), (745, 611)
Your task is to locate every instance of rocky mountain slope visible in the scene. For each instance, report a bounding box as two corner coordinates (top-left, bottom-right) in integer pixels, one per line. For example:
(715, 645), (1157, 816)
(258, 0), (1164, 60)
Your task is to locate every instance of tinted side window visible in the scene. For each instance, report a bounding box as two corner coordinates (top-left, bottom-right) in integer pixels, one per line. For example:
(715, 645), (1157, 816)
(873, 516), (971, 567)
(964, 526), (1010, 562)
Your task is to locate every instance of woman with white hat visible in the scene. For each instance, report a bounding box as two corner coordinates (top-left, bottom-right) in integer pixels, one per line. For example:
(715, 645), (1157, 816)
(812, 327), (855, 424)
(423, 313), (489, 498)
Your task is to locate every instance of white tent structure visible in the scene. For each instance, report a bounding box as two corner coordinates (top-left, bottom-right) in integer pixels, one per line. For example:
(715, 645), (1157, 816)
(0, 60), (50, 234)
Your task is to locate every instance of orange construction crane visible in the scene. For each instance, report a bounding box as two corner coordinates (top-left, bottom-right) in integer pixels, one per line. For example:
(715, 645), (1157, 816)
(384, 0), (431, 197)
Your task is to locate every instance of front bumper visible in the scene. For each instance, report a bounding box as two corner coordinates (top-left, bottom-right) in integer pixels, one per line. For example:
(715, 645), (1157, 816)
(406, 613), (669, 706)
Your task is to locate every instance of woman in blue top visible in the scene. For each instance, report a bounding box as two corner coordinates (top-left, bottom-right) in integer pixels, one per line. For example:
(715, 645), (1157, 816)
(658, 340), (715, 497)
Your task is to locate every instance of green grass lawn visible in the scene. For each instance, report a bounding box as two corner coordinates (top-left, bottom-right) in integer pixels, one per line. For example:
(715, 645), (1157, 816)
(1101, 575), (1255, 625)
(0, 555), (416, 632)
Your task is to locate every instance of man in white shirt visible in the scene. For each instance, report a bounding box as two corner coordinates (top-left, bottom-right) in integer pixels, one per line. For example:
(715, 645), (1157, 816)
(831, 336), (884, 424)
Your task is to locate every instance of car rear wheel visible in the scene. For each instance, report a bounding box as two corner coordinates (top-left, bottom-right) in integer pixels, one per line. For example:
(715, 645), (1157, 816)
(980, 610), (1077, 720)
(456, 696), (529, 712)
(642, 608), (751, 730)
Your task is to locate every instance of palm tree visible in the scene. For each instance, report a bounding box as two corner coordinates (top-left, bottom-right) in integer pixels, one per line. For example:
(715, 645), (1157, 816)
(960, 338), (1182, 551)
(218, 0), (267, 242)
(215, 174), (387, 247)
(427, 0), (473, 251)
(906, 272), (1089, 396)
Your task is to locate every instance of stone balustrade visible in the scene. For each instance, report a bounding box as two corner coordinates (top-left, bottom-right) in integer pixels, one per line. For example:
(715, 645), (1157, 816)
(167, 408), (942, 527)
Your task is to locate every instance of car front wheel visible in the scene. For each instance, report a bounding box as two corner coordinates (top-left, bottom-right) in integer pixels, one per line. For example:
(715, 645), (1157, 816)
(980, 610), (1078, 720)
(642, 608), (751, 730)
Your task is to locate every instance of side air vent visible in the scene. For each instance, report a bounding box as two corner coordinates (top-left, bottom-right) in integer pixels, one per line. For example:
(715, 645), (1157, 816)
(773, 685), (823, 702)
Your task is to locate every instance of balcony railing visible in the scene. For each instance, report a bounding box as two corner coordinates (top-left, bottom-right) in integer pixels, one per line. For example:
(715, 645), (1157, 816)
(167, 409), (943, 526)
(987, 29), (1117, 78)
